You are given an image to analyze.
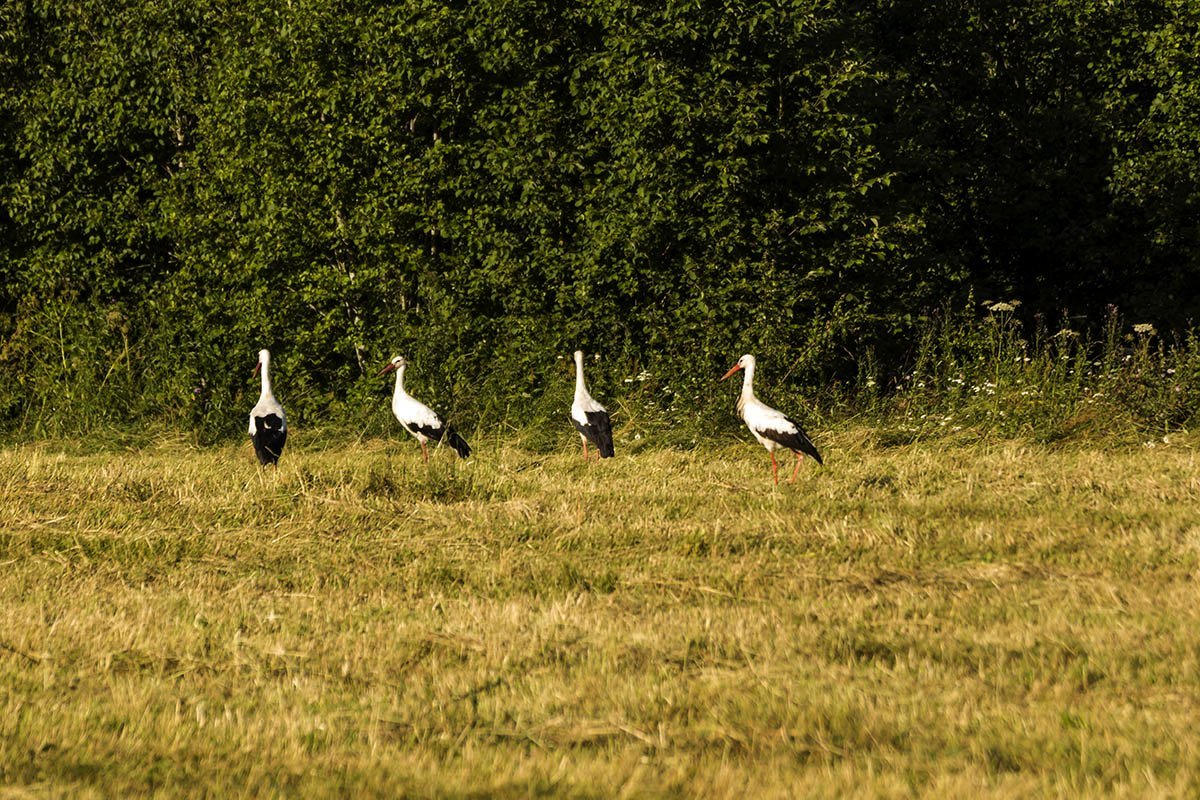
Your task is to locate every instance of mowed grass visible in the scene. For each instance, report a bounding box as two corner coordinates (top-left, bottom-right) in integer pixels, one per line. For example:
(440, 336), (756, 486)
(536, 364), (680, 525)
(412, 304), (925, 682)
(2, 428), (1200, 797)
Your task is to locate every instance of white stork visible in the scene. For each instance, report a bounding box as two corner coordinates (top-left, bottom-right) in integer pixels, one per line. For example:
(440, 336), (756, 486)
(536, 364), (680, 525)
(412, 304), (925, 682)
(721, 354), (822, 484)
(248, 348), (287, 466)
(378, 355), (470, 461)
(570, 350), (614, 459)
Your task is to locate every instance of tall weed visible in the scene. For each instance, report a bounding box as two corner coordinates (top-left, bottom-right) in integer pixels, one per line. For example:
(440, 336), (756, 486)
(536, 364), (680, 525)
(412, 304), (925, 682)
(873, 303), (1199, 442)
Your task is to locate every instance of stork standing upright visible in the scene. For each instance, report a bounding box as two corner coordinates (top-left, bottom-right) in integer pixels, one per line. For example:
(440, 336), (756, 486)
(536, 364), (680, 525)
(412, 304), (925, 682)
(248, 348), (287, 466)
(721, 354), (822, 484)
(570, 350), (614, 460)
(379, 355), (470, 461)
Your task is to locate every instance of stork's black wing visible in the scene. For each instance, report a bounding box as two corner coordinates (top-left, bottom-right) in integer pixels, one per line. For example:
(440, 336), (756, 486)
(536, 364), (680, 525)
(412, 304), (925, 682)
(407, 420), (471, 458)
(252, 414), (287, 465)
(571, 409), (615, 458)
(759, 416), (822, 465)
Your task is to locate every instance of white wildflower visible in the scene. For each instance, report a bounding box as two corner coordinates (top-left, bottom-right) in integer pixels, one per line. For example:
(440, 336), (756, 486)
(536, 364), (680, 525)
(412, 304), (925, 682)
(1133, 323), (1157, 336)
(988, 301), (1016, 313)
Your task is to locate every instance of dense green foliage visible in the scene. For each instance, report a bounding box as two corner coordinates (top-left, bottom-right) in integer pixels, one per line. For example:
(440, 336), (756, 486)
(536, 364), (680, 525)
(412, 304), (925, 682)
(1, 0), (1197, 436)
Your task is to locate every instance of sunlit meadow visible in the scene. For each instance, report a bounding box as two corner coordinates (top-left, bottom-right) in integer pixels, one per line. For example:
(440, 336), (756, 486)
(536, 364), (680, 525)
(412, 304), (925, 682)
(3, 418), (1200, 796)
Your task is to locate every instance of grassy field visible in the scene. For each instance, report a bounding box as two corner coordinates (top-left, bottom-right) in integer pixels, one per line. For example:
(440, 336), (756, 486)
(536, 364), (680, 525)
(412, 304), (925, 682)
(2, 427), (1200, 797)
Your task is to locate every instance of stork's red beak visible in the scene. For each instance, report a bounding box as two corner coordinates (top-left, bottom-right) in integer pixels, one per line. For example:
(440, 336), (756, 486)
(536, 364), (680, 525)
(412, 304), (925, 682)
(377, 363), (397, 376)
(720, 363), (743, 381)
(253, 361), (261, 378)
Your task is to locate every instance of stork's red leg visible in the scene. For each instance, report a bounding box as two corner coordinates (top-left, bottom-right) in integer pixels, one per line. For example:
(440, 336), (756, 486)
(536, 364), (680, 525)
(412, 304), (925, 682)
(788, 451), (803, 483)
(582, 439), (589, 460)
(421, 441), (429, 463)
(770, 451), (779, 485)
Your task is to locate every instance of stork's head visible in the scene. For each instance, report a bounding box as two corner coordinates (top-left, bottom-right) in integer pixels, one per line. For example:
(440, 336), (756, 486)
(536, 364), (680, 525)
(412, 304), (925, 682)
(253, 348), (271, 377)
(378, 355), (407, 376)
(721, 354), (755, 380)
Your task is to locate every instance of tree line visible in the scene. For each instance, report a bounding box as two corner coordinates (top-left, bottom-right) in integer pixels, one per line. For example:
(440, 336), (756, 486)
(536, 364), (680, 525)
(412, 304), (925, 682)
(1, 0), (1196, 436)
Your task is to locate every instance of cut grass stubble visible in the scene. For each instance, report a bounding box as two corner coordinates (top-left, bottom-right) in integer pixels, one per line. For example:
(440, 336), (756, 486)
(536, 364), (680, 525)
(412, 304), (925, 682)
(2, 429), (1200, 797)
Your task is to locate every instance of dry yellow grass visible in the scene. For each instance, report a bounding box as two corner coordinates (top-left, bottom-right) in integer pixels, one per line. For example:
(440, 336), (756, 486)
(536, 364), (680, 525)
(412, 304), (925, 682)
(2, 428), (1200, 797)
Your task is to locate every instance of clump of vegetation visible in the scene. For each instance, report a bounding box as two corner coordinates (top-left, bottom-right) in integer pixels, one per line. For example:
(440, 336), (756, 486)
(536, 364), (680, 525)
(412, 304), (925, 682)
(851, 304), (1200, 444)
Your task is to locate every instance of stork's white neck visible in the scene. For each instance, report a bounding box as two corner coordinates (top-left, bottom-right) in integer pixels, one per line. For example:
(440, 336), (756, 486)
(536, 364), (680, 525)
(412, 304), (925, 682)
(574, 352), (588, 400)
(740, 359), (757, 401)
(392, 364), (407, 400)
(259, 355), (274, 400)
(736, 359), (757, 416)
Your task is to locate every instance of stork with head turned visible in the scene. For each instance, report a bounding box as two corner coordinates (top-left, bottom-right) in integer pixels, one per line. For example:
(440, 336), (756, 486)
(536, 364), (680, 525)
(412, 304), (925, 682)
(248, 348), (287, 466)
(570, 350), (614, 459)
(721, 354), (822, 484)
(379, 355), (470, 461)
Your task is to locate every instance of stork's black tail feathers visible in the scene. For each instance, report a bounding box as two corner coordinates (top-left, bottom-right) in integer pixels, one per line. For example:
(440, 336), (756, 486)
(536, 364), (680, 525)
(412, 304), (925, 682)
(252, 415), (287, 466)
(797, 434), (823, 466)
(597, 436), (615, 459)
(775, 416), (823, 465)
(592, 413), (615, 458)
(444, 428), (471, 458)
(572, 410), (615, 458)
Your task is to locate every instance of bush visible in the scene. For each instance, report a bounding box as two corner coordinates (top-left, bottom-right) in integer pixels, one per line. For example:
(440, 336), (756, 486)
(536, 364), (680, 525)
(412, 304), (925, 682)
(1, 0), (1198, 439)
